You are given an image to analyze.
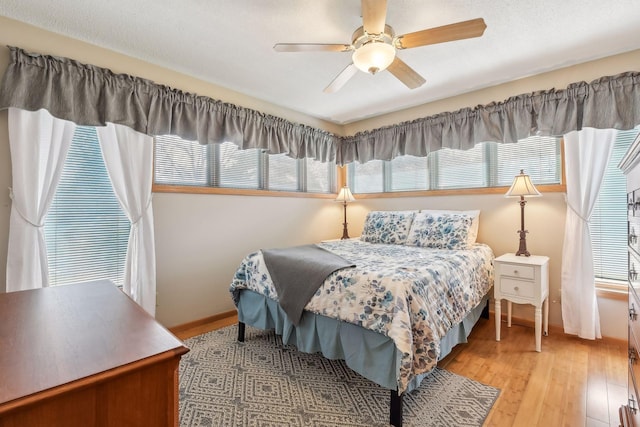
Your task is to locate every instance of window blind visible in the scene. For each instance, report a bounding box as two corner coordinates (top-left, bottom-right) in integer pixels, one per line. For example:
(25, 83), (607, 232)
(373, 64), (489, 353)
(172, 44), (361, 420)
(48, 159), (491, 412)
(44, 127), (130, 287)
(350, 160), (384, 193)
(216, 142), (261, 188)
(496, 136), (561, 186)
(154, 136), (335, 194)
(347, 136), (562, 193)
(433, 143), (487, 189)
(267, 153), (298, 191)
(154, 135), (209, 186)
(306, 157), (335, 193)
(590, 129), (640, 282)
(389, 155), (429, 191)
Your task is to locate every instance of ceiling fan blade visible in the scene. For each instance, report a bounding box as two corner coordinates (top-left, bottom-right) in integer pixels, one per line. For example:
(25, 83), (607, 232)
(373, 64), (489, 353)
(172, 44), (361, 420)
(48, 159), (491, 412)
(387, 57), (426, 89)
(324, 64), (359, 93)
(396, 18), (487, 49)
(273, 43), (352, 53)
(362, 0), (387, 35)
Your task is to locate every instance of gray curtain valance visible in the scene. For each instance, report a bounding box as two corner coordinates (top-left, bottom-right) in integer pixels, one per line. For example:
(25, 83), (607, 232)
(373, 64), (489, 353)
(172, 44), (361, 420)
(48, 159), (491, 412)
(1, 47), (639, 166)
(0, 46), (339, 162)
(338, 71), (640, 164)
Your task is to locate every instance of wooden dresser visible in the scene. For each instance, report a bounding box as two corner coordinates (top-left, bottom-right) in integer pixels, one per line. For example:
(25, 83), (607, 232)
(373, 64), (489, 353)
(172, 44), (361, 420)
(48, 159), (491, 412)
(0, 280), (189, 427)
(620, 132), (640, 426)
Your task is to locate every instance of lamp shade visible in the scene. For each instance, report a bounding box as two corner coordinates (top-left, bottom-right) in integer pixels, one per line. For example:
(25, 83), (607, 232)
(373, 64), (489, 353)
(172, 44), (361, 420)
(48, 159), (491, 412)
(505, 170), (541, 198)
(352, 42), (396, 74)
(335, 186), (355, 203)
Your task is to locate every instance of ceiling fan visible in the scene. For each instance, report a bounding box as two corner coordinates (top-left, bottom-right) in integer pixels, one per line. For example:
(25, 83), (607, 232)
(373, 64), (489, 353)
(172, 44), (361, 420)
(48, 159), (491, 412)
(273, 0), (486, 93)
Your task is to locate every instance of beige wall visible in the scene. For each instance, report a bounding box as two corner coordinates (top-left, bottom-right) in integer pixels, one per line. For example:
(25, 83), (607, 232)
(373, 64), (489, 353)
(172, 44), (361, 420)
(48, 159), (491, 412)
(0, 17), (635, 339)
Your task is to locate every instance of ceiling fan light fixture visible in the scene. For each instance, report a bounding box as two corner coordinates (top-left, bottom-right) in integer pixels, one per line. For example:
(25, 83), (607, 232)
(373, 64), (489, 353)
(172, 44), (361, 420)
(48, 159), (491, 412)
(352, 42), (395, 74)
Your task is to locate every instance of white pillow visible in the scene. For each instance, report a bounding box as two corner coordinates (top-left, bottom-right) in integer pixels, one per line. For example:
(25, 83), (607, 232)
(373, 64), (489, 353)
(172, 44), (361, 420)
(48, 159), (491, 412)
(419, 209), (480, 245)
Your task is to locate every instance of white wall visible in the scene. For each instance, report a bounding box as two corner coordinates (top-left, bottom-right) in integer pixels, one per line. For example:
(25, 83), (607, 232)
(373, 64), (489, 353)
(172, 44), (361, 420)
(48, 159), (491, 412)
(0, 17), (635, 338)
(153, 193), (342, 325)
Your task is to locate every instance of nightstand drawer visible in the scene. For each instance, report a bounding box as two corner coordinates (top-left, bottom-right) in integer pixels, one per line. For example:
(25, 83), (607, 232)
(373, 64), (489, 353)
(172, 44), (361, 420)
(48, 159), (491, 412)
(500, 278), (535, 299)
(500, 264), (535, 280)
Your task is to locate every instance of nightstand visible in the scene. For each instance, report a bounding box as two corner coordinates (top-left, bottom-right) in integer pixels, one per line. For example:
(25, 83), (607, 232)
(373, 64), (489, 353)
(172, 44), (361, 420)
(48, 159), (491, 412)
(494, 253), (550, 352)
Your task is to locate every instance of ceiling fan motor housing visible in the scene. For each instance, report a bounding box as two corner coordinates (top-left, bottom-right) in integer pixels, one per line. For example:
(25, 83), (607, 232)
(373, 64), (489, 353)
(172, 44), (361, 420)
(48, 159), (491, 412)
(351, 25), (396, 74)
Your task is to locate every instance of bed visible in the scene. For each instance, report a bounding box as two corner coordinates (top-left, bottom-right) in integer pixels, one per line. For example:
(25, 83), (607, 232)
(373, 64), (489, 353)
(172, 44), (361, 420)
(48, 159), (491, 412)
(229, 210), (494, 427)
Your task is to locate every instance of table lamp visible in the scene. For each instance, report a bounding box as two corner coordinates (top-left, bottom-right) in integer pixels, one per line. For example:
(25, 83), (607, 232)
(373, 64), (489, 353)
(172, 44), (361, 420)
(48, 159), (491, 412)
(335, 185), (356, 239)
(505, 170), (541, 256)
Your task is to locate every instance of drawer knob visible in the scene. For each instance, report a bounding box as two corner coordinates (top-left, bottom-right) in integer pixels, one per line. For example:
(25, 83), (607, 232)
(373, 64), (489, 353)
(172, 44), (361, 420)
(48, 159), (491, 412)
(513, 270), (518, 274)
(514, 286), (519, 291)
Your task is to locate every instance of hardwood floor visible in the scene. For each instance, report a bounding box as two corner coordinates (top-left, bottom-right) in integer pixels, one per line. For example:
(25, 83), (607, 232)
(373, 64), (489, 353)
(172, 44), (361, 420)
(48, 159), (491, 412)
(439, 318), (626, 427)
(173, 314), (627, 427)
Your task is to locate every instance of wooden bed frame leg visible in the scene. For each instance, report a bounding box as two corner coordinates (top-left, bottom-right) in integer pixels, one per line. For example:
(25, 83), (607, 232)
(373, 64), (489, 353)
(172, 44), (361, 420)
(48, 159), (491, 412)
(237, 321), (245, 342)
(390, 389), (403, 427)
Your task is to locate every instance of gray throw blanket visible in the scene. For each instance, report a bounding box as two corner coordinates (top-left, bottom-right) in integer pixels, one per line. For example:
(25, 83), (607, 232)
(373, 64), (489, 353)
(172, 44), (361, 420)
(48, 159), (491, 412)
(262, 244), (355, 326)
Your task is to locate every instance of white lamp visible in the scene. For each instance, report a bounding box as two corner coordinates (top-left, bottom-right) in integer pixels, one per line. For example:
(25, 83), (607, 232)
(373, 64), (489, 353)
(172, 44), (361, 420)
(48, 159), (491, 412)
(335, 186), (356, 240)
(352, 42), (396, 74)
(505, 170), (541, 256)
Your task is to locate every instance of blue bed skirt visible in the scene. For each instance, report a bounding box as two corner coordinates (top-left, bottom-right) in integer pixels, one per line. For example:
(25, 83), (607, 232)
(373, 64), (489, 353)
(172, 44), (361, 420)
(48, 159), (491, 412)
(237, 290), (489, 393)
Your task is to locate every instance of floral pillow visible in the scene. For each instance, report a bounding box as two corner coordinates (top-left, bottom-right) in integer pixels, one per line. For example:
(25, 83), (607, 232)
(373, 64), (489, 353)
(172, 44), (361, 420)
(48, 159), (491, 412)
(360, 211), (417, 245)
(406, 212), (472, 250)
(420, 209), (480, 245)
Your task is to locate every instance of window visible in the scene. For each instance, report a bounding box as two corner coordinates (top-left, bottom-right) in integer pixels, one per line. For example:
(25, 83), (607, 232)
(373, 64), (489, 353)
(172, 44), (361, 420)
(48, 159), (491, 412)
(348, 135), (562, 193)
(154, 136), (336, 193)
(44, 127), (130, 287)
(267, 153), (298, 191)
(217, 142), (261, 189)
(495, 135), (561, 186)
(590, 128), (640, 283)
(432, 143), (488, 189)
(152, 134), (208, 186)
(390, 155), (429, 191)
(349, 160), (384, 193)
(305, 157), (335, 193)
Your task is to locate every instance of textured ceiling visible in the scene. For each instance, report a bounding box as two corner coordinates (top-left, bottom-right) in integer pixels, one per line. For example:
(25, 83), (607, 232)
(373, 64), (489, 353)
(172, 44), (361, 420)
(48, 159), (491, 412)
(1, 0), (640, 125)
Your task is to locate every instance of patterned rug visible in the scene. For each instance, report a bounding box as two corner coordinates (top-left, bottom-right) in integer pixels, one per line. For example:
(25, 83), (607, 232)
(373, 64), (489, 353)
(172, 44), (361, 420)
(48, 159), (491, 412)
(179, 325), (499, 427)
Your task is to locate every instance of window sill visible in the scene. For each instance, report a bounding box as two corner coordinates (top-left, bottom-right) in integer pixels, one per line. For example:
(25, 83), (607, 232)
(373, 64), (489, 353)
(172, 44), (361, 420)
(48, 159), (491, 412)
(596, 281), (628, 301)
(153, 184), (336, 199)
(352, 183), (566, 199)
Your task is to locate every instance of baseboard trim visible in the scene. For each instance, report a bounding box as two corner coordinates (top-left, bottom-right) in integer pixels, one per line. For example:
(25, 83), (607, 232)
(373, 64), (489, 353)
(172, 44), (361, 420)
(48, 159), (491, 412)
(169, 310), (237, 335)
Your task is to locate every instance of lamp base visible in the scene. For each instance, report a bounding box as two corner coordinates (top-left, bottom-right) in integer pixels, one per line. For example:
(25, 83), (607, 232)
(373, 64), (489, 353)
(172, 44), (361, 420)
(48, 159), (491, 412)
(341, 223), (350, 240)
(515, 229), (530, 257)
(340, 202), (349, 240)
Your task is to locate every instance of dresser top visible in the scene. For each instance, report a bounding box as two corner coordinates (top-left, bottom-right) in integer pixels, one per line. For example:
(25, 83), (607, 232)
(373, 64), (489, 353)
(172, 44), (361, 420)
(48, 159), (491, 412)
(494, 253), (549, 266)
(0, 281), (188, 407)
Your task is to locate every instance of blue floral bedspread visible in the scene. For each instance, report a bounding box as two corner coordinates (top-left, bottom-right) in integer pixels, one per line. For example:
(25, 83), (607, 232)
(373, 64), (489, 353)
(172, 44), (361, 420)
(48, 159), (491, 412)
(230, 239), (494, 393)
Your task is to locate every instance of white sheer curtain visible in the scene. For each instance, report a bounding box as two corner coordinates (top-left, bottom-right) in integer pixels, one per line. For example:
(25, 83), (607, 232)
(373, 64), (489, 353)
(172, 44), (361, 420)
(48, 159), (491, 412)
(6, 108), (77, 291)
(561, 127), (618, 339)
(96, 123), (156, 315)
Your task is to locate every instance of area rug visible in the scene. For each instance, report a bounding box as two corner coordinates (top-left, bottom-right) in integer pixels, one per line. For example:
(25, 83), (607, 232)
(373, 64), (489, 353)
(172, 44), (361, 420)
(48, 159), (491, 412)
(179, 325), (499, 427)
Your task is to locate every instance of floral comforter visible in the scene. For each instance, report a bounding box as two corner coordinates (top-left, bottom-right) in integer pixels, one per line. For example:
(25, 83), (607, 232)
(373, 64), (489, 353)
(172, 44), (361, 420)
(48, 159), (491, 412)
(230, 239), (494, 393)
